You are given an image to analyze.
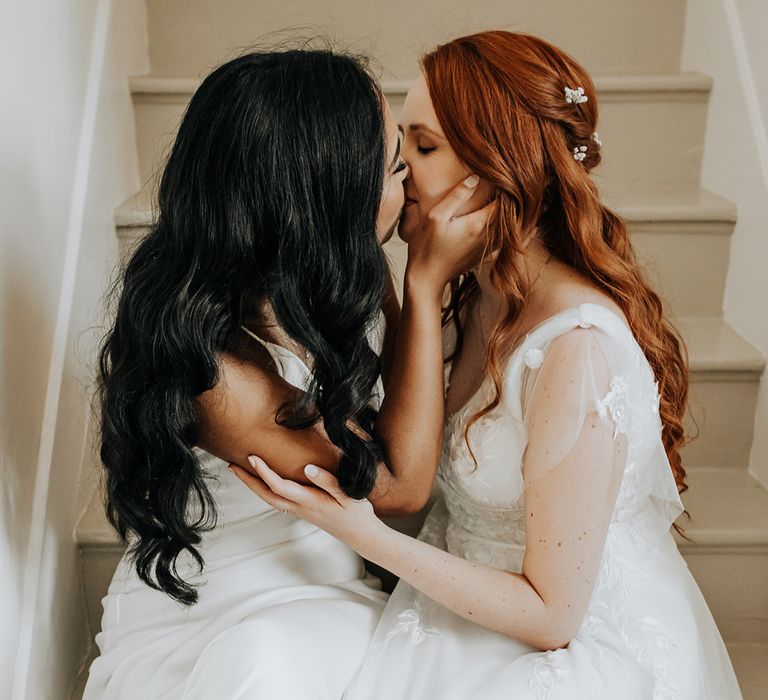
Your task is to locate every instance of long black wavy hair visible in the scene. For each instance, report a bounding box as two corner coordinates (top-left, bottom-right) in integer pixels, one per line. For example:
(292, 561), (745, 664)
(98, 49), (390, 605)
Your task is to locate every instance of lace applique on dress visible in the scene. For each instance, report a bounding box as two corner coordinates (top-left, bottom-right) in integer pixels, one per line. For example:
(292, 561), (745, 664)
(621, 617), (679, 699)
(530, 650), (568, 699)
(383, 608), (440, 646)
(595, 375), (629, 438)
(578, 528), (679, 699)
(524, 347), (545, 369)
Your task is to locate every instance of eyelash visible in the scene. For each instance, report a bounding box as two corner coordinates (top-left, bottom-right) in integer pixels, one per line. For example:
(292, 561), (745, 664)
(394, 159), (408, 174)
(417, 146), (437, 155)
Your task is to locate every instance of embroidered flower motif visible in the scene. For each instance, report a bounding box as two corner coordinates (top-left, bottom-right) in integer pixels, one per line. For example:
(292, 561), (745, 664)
(564, 86), (588, 104)
(573, 145), (588, 161)
(530, 650), (568, 699)
(595, 375), (629, 438)
(621, 615), (679, 697)
(652, 660), (679, 700)
(624, 617), (677, 660)
(524, 347), (545, 369)
(383, 609), (440, 645)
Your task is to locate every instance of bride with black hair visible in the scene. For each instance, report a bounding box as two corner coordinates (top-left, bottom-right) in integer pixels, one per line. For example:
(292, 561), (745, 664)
(85, 48), (487, 698)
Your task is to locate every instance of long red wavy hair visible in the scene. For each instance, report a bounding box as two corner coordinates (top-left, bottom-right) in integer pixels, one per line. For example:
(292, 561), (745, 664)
(423, 31), (690, 498)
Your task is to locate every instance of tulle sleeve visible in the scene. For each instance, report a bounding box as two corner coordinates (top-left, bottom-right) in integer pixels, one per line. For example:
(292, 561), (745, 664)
(520, 326), (630, 488)
(517, 327), (631, 628)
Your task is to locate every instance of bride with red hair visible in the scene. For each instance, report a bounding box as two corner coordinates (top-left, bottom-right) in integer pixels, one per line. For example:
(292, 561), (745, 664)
(237, 31), (742, 698)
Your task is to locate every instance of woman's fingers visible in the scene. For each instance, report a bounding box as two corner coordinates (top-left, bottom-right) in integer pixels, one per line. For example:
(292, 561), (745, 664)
(229, 465), (296, 513)
(428, 174), (480, 224)
(303, 464), (347, 504)
(246, 455), (306, 502)
(239, 456), (342, 512)
(457, 200), (494, 235)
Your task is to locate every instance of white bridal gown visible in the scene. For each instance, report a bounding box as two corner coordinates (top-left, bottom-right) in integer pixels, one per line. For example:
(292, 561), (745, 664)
(345, 303), (742, 700)
(84, 327), (388, 699)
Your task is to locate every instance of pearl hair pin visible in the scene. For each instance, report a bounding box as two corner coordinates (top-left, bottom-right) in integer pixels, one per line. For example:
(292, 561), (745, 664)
(564, 86), (588, 104)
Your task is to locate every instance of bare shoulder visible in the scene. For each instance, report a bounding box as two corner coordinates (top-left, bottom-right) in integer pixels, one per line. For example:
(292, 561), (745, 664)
(196, 349), (294, 432)
(531, 263), (629, 329)
(194, 347), (341, 481)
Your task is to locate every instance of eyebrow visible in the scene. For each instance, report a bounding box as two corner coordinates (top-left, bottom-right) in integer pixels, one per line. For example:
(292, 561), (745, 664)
(406, 123), (445, 140)
(390, 126), (404, 169)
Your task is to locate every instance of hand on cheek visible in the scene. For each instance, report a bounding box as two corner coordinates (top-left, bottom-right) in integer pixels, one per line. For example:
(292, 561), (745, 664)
(435, 176), (491, 219)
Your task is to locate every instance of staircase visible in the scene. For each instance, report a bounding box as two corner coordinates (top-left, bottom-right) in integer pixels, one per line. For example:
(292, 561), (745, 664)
(72, 1), (768, 697)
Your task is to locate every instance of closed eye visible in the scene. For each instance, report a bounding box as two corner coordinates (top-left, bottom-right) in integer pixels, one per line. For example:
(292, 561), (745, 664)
(417, 146), (437, 155)
(394, 159), (408, 174)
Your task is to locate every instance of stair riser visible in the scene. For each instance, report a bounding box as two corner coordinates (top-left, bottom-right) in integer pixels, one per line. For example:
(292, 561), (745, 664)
(144, 0), (687, 79)
(631, 223), (732, 318)
(683, 376), (760, 468)
(132, 86), (709, 195)
(681, 548), (768, 643)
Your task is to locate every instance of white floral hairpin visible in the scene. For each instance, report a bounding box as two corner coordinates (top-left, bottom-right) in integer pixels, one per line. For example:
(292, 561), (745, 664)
(592, 131), (602, 146)
(573, 145), (587, 161)
(564, 86), (588, 104)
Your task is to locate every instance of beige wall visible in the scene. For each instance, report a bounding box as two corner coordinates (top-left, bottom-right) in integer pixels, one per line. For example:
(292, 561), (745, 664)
(0, 1), (148, 697)
(682, 0), (768, 486)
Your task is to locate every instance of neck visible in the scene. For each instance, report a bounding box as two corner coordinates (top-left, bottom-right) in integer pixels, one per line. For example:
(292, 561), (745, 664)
(473, 238), (551, 321)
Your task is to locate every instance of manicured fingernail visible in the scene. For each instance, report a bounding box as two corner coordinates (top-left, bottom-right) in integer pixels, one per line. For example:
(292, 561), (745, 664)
(464, 174), (479, 187)
(248, 456), (258, 468)
(305, 464), (319, 477)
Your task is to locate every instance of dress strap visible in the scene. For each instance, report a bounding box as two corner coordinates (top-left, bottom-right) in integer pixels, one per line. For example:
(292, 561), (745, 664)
(240, 324), (269, 348)
(239, 325), (313, 390)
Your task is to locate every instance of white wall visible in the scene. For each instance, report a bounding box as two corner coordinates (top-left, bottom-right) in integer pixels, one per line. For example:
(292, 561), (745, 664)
(682, 0), (768, 486)
(0, 1), (148, 697)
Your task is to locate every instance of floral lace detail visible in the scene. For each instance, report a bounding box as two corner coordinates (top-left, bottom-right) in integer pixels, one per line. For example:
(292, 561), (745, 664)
(595, 375), (629, 438)
(524, 347), (545, 369)
(439, 479), (527, 570)
(444, 382), (510, 480)
(383, 608), (440, 646)
(622, 617), (677, 664)
(445, 522), (526, 571)
(530, 650), (568, 699)
(652, 660), (679, 700)
(622, 617), (678, 699)
(577, 516), (679, 698)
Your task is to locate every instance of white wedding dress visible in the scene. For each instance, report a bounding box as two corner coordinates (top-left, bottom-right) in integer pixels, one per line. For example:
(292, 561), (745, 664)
(84, 326), (388, 699)
(345, 303), (742, 700)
